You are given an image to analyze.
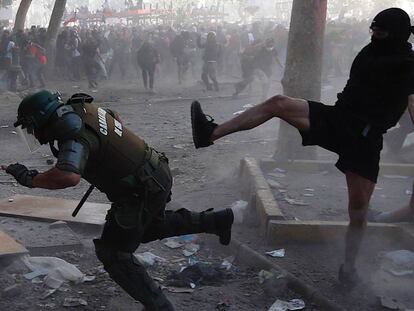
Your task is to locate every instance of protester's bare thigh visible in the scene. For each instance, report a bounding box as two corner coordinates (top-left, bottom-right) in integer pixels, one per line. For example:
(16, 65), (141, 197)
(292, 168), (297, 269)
(266, 95), (310, 131)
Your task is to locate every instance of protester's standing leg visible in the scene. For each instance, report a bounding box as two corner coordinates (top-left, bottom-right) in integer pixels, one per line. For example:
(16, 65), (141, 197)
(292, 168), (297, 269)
(148, 63), (155, 91)
(208, 62), (219, 91)
(141, 67), (148, 90)
(201, 62), (212, 90)
(340, 171), (375, 284)
(36, 63), (46, 88)
(234, 59), (254, 96)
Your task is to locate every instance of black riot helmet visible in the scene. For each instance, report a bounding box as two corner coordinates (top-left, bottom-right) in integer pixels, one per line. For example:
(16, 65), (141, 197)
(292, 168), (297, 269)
(370, 8), (414, 50)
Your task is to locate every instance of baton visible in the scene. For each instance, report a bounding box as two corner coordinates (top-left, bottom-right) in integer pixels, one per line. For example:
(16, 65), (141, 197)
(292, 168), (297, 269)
(72, 184), (95, 217)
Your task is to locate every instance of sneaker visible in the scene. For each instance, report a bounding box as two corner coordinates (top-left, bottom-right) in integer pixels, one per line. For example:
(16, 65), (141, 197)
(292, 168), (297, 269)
(338, 264), (360, 288)
(191, 101), (218, 149)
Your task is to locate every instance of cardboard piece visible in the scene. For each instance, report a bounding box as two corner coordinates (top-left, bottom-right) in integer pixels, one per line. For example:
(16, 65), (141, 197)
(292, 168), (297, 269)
(0, 194), (110, 226)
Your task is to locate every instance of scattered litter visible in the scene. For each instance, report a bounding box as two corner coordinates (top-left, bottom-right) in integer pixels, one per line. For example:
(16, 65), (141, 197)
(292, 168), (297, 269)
(0, 125), (9, 128)
(183, 243), (200, 257)
(267, 179), (283, 189)
(38, 303), (56, 309)
(40, 288), (57, 299)
(242, 103), (254, 109)
(406, 190), (413, 195)
(383, 250), (414, 270)
(134, 252), (166, 267)
(230, 200), (248, 224)
(221, 256), (235, 270)
(380, 296), (405, 310)
(177, 234), (198, 244)
(216, 301), (231, 310)
(387, 269), (413, 277)
(22, 256), (91, 286)
(268, 299), (305, 311)
(304, 188), (314, 192)
(265, 249), (285, 258)
(258, 270), (274, 284)
(173, 144), (187, 149)
(11, 131), (17, 135)
(301, 192), (314, 198)
(171, 258), (186, 263)
(166, 136), (174, 139)
(63, 298), (88, 307)
(44, 276), (64, 289)
(383, 174), (409, 179)
(167, 262), (225, 287)
(8, 198), (13, 202)
(188, 255), (198, 266)
(31, 277), (43, 284)
(83, 275), (95, 282)
(233, 110), (245, 116)
(268, 172), (286, 178)
(164, 286), (194, 294)
(164, 239), (183, 249)
(284, 197), (309, 206)
(375, 187), (383, 190)
(190, 282), (196, 289)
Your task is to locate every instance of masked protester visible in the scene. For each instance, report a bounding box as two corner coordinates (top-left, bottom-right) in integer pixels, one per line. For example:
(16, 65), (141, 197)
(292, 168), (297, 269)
(137, 39), (160, 93)
(190, 8), (414, 287)
(233, 37), (283, 100)
(2, 90), (234, 311)
(197, 31), (222, 91)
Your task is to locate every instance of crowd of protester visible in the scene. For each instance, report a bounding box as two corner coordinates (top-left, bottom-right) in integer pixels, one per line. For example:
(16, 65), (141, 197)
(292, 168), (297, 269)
(0, 17), (403, 94)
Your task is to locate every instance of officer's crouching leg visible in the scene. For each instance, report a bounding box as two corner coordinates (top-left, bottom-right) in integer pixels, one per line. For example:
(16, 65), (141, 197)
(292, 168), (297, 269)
(144, 208), (234, 246)
(93, 239), (174, 311)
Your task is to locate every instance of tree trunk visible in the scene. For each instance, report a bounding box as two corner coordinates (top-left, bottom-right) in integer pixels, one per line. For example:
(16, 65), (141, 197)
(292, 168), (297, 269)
(274, 0), (327, 161)
(13, 0), (32, 32)
(45, 0), (67, 72)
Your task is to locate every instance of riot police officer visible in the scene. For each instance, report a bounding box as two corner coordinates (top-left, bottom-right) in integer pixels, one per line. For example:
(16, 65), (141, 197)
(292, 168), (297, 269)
(2, 90), (234, 311)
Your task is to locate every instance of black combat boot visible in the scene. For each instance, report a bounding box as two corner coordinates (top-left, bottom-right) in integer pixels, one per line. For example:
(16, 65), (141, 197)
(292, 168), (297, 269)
(200, 208), (234, 245)
(145, 208), (234, 246)
(191, 101), (218, 149)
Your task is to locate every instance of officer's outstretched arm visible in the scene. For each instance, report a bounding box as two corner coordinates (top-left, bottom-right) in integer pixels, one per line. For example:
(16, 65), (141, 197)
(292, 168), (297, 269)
(32, 167), (81, 189)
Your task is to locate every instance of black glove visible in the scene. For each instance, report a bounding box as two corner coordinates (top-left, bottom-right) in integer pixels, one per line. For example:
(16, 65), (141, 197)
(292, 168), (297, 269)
(5, 163), (38, 188)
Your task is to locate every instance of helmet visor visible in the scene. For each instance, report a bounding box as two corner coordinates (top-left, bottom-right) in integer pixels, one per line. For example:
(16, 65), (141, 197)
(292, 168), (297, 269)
(16, 125), (41, 153)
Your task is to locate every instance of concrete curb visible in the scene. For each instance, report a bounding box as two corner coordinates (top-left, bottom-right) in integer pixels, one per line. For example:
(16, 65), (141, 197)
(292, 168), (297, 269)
(260, 158), (414, 176)
(225, 238), (347, 311)
(239, 158), (284, 234)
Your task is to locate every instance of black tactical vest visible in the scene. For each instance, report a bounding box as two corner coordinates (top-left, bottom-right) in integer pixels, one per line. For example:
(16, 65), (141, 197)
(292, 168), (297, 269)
(74, 102), (148, 200)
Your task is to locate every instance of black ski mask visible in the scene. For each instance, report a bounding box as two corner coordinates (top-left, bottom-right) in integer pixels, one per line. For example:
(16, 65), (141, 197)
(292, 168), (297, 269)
(370, 8), (414, 52)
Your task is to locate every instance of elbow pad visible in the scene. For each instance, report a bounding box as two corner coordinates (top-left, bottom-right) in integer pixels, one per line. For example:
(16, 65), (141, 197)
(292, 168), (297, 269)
(56, 140), (89, 174)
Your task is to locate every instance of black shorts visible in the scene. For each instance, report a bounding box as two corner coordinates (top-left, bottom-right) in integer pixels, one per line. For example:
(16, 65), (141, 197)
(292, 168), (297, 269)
(299, 101), (383, 183)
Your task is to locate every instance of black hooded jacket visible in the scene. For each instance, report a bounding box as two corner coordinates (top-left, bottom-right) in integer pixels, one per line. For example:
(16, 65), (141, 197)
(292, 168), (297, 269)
(335, 8), (414, 132)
